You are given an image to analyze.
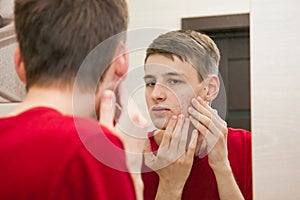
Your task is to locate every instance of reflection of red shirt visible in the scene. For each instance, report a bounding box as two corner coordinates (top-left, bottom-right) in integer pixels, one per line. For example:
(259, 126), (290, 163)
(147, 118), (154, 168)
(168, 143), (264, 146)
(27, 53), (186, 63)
(0, 107), (136, 200)
(142, 128), (252, 200)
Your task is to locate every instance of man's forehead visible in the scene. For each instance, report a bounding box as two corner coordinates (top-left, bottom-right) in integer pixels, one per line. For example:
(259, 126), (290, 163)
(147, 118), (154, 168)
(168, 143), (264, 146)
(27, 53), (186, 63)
(144, 62), (185, 75)
(144, 63), (199, 80)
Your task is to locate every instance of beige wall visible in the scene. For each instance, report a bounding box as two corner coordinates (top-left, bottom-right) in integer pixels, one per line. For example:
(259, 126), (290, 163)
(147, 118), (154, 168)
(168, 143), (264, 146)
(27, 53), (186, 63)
(251, 0), (300, 199)
(127, 0), (250, 69)
(127, 0), (250, 29)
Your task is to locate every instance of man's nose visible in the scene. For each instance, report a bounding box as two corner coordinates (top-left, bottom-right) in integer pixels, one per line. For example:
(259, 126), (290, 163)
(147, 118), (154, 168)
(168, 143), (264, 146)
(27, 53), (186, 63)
(151, 83), (167, 102)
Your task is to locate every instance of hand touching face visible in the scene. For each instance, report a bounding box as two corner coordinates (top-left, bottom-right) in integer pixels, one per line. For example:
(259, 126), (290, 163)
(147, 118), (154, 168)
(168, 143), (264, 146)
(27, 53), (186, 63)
(188, 96), (229, 169)
(144, 54), (205, 130)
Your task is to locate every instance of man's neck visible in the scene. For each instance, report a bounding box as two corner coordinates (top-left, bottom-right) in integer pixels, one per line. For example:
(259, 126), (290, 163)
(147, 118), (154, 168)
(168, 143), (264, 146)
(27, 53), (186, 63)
(6, 86), (94, 118)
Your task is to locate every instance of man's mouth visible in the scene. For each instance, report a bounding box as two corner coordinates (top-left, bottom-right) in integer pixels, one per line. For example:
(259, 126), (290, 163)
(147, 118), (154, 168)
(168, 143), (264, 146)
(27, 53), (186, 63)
(152, 106), (171, 112)
(151, 106), (171, 116)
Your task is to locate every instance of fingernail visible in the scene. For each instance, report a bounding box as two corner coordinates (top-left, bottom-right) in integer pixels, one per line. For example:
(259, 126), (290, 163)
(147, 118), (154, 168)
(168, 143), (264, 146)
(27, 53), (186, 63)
(197, 96), (203, 101)
(191, 98), (196, 104)
(171, 115), (177, 120)
(103, 91), (113, 101)
(190, 129), (198, 143)
(193, 130), (199, 138)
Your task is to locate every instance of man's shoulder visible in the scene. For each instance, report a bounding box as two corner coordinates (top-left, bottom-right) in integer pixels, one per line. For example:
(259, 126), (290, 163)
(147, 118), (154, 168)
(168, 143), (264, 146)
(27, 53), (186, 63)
(227, 127), (251, 151)
(0, 106), (123, 154)
(228, 127), (251, 139)
(0, 106), (128, 173)
(0, 107), (134, 200)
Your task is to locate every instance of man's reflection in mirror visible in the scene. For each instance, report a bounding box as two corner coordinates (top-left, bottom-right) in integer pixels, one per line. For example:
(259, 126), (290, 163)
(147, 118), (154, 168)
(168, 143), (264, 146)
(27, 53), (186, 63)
(142, 30), (252, 200)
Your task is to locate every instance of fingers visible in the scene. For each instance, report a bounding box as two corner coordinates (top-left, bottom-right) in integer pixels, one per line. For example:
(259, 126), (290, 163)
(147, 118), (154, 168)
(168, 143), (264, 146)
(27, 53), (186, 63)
(191, 97), (212, 118)
(189, 116), (208, 137)
(196, 96), (213, 112)
(186, 129), (198, 158)
(169, 115), (185, 152)
(189, 97), (227, 132)
(99, 90), (115, 130)
(177, 117), (190, 155)
(146, 115), (192, 170)
(212, 109), (228, 132)
(189, 97), (228, 161)
(188, 106), (211, 130)
(128, 98), (149, 129)
(143, 138), (152, 153)
(143, 139), (156, 168)
(189, 115), (220, 137)
(159, 115), (177, 148)
(115, 85), (148, 139)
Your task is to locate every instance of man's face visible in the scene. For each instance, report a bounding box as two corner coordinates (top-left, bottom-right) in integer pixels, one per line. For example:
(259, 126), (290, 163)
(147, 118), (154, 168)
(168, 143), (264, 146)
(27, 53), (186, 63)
(144, 54), (207, 130)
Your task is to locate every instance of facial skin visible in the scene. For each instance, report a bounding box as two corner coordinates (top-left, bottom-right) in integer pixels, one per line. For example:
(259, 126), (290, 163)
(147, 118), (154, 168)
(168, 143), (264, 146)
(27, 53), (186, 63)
(144, 54), (208, 131)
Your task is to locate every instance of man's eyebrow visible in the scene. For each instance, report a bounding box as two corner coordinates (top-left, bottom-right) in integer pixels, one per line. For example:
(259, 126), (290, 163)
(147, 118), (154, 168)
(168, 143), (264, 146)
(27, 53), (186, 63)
(143, 75), (155, 80)
(164, 72), (184, 77)
(144, 72), (185, 79)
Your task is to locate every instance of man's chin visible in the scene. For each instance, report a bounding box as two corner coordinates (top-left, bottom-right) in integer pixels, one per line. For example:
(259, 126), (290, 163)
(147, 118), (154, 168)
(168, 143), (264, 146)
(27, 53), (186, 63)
(152, 121), (168, 130)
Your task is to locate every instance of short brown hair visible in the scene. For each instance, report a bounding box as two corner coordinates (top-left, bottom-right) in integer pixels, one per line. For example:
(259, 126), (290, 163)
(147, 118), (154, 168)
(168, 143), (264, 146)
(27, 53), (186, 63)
(14, 0), (128, 89)
(145, 30), (220, 80)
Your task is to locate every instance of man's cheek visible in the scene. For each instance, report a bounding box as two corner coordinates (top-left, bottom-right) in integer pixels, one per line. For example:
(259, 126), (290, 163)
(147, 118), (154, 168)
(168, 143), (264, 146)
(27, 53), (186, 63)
(178, 101), (189, 116)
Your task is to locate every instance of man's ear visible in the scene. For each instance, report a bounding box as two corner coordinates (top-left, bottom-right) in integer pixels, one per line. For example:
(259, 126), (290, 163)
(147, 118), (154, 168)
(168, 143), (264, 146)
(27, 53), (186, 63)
(111, 42), (129, 78)
(14, 47), (26, 84)
(203, 75), (220, 102)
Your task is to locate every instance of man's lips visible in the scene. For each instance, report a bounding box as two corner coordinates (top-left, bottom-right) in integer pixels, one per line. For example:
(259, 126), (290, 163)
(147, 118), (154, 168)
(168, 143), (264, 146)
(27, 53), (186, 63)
(151, 106), (171, 112)
(151, 106), (171, 117)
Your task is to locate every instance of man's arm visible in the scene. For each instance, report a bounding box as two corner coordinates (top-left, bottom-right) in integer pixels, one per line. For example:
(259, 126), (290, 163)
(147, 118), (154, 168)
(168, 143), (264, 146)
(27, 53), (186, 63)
(189, 97), (244, 200)
(99, 89), (148, 200)
(212, 163), (245, 200)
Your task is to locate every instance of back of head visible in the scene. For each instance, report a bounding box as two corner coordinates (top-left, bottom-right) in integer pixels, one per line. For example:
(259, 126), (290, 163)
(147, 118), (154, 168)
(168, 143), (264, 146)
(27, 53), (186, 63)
(14, 0), (128, 90)
(145, 30), (220, 80)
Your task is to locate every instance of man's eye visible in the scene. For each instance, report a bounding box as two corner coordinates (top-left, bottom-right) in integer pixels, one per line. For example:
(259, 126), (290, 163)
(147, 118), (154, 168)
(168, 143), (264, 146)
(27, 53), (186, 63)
(145, 81), (156, 87)
(169, 79), (182, 85)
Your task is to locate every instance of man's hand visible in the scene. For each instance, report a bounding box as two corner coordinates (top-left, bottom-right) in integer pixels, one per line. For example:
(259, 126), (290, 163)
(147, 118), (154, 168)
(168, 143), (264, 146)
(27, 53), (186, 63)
(144, 115), (198, 200)
(188, 97), (244, 200)
(99, 88), (148, 200)
(188, 96), (229, 171)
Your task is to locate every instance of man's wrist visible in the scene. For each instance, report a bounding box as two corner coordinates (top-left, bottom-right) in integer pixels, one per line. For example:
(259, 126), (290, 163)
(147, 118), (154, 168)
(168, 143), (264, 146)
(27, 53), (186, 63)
(211, 160), (232, 177)
(157, 180), (184, 199)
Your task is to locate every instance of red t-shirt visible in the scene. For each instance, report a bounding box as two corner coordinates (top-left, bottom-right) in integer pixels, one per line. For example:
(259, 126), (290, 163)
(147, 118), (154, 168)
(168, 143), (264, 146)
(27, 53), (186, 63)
(0, 107), (136, 200)
(142, 128), (252, 200)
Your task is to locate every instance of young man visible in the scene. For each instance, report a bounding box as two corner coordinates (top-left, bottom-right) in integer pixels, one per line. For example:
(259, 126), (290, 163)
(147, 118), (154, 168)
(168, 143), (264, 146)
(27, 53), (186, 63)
(0, 0), (144, 199)
(142, 30), (252, 200)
